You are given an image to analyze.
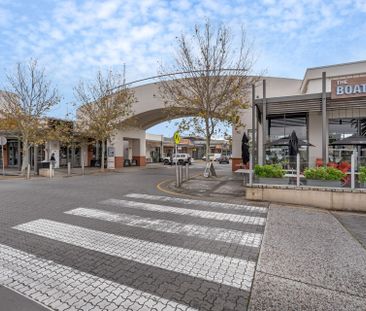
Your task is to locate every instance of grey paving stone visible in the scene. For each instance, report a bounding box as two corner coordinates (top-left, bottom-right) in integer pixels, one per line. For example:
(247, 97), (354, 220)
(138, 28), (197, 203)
(257, 205), (366, 298)
(248, 272), (366, 311)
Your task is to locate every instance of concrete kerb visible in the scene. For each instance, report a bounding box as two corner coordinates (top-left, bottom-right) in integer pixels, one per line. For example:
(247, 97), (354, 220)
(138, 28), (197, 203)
(246, 184), (366, 213)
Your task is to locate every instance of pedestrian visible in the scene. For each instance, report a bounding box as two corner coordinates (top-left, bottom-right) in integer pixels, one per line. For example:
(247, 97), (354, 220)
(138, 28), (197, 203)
(50, 153), (56, 168)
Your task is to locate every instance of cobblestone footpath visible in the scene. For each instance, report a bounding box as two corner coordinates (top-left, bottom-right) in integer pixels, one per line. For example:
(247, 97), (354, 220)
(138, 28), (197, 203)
(0, 170), (268, 311)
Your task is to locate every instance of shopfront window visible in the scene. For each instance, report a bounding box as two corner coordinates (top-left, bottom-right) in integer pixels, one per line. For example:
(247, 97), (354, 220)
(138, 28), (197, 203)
(329, 118), (366, 164)
(266, 114), (308, 167)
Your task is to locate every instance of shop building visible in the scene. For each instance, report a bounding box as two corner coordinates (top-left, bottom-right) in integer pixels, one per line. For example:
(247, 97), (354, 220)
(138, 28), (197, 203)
(232, 60), (366, 170)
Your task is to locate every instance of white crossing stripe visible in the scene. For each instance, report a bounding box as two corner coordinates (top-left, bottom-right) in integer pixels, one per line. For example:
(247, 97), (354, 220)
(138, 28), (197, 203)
(125, 193), (268, 213)
(100, 199), (266, 226)
(14, 219), (256, 291)
(0, 243), (197, 311)
(66, 207), (263, 248)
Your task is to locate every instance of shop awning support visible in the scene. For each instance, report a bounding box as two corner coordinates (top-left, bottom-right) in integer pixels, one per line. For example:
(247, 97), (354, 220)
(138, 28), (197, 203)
(322, 71), (328, 165)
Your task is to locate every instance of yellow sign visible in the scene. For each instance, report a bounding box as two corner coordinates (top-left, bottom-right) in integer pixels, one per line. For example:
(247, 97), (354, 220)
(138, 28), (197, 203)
(173, 131), (181, 144)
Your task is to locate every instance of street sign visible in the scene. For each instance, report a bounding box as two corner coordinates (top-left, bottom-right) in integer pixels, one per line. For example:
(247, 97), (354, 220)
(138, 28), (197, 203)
(173, 131), (181, 144)
(0, 136), (7, 146)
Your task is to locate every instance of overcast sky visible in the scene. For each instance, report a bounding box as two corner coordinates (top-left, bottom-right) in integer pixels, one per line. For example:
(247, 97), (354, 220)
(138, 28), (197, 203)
(1, 0), (366, 136)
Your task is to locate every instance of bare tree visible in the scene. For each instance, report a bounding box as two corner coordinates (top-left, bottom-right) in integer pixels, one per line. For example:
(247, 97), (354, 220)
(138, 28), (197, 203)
(159, 21), (257, 162)
(74, 69), (135, 171)
(0, 60), (60, 173)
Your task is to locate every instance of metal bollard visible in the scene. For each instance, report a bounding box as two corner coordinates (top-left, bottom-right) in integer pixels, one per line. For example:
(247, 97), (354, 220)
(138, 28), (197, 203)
(49, 163), (53, 179)
(179, 165), (183, 184)
(67, 162), (71, 177)
(176, 163), (180, 187)
(27, 164), (30, 180)
(186, 163), (189, 181)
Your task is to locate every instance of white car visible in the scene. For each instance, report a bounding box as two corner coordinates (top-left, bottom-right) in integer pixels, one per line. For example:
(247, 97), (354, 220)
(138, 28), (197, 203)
(163, 153), (192, 165)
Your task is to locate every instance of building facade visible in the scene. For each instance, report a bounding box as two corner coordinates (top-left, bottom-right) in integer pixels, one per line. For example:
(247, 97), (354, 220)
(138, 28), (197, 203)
(232, 60), (366, 171)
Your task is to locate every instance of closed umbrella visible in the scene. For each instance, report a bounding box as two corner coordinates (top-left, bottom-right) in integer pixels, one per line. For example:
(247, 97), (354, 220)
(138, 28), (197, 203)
(288, 131), (299, 169)
(241, 133), (250, 166)
(289, 130), (299, 156)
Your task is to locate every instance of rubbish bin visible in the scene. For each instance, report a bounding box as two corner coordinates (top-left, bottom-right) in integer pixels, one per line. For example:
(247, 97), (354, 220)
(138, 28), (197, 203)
(37, 161), (50, 175)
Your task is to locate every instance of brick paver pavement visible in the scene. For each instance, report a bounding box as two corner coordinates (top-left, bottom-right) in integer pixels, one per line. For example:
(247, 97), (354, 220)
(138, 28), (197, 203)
(0, 170), (267, 310)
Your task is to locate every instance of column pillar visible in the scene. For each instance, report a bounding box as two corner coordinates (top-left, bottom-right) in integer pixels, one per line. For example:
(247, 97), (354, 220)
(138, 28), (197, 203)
(33, 145), (38, 173)
(251, 84), (256, 166)
(17, 139), (21, 170)
(321, 72), (328, 165)
(261, 79), (267, 165)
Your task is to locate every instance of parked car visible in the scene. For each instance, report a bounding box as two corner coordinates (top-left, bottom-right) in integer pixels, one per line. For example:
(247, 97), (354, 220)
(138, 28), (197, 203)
(163, 153), (192, 165)
(218, 155), (230, 164)
(202, 154), (214, 161)
(213, 153), (222, 161)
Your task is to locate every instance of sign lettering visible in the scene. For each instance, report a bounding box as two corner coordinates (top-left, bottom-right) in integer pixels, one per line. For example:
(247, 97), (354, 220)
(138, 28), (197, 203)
(331, 77), (366, 99)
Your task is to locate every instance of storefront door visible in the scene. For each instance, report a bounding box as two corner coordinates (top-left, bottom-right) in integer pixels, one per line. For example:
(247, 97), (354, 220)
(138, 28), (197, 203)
(8, 141), (19, 167)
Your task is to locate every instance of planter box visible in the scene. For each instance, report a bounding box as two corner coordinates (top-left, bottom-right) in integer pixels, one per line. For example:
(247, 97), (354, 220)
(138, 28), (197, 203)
(256, 177), (290, 185)
(305, 179), (342, 188)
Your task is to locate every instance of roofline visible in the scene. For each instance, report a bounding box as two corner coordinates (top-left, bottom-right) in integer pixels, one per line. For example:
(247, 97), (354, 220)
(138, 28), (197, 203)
(301, 59), (366, 91)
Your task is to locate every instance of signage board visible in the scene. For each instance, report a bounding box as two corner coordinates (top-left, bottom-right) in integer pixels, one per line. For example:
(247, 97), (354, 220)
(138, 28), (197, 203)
(173, 131), (181, 144)
(107, 146), (115, 169)
(107, 146), (115, 157)
(0, 136), (7, 146)
(203, 162), (217, 178)
(331, 77), (366, 99)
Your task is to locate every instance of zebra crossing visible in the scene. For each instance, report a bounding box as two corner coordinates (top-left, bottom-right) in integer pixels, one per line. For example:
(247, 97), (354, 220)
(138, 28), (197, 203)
(1, 193), (268, 311)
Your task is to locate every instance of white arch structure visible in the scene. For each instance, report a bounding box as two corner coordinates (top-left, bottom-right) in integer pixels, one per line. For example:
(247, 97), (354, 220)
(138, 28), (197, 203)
(108, 75), (302, 169)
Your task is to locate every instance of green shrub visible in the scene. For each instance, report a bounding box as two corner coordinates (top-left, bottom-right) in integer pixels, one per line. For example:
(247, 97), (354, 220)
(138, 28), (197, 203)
(254, 164), (284, 178)
(304, 167), (346, 181)
(360, 166), (366, 183)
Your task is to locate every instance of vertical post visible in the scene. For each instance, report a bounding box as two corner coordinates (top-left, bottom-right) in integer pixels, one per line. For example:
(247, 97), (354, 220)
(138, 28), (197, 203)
(351, 150), (355, 190)
(49, 163), (53, 179)
(321, 71), (328, 166)
(296, 153), (300, 187)
(251, 84), (256, 166)
(186, 163), (189, 181)
(262, 79), (267, 165)
(27, 163), (30, 180)
(67, 162), (71, 177)
(175, 143), (179, 187)
(249, 153), (253, 186)
(1, 144), (4, 176)
(81, 146), (85, 175)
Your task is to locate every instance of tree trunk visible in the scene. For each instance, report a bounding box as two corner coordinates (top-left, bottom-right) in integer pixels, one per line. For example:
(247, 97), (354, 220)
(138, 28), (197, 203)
(21, 137), (29, 174)
(101, 140), (105, 172)
(205, 136), (210, 163)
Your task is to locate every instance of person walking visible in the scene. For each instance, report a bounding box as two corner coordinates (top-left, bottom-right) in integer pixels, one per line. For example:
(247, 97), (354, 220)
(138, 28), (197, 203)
(50, 153), (56, 168)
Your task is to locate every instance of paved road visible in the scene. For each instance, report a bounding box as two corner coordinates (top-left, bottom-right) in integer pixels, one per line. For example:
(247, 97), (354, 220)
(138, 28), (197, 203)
(0, 165), (267, 311)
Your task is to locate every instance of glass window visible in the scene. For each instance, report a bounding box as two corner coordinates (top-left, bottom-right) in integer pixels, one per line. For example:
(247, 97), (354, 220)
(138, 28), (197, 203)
(328, 118), (366, 164)
(266, 114), (308, 168)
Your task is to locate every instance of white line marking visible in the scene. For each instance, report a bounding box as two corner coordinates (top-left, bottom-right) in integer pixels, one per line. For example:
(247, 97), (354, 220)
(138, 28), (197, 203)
(66, 207), (263, 248)
(100, 199), (266, 226)
(0, 243), (196, 311)
(125, 193), (268, 213)
(14, 219), (256, 290)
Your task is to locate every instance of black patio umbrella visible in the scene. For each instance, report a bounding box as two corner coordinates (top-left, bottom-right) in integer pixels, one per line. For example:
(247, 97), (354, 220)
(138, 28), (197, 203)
(267, 137), (314, 147)
(241, 133), (250, 165)
(330, 135), (366, 145)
